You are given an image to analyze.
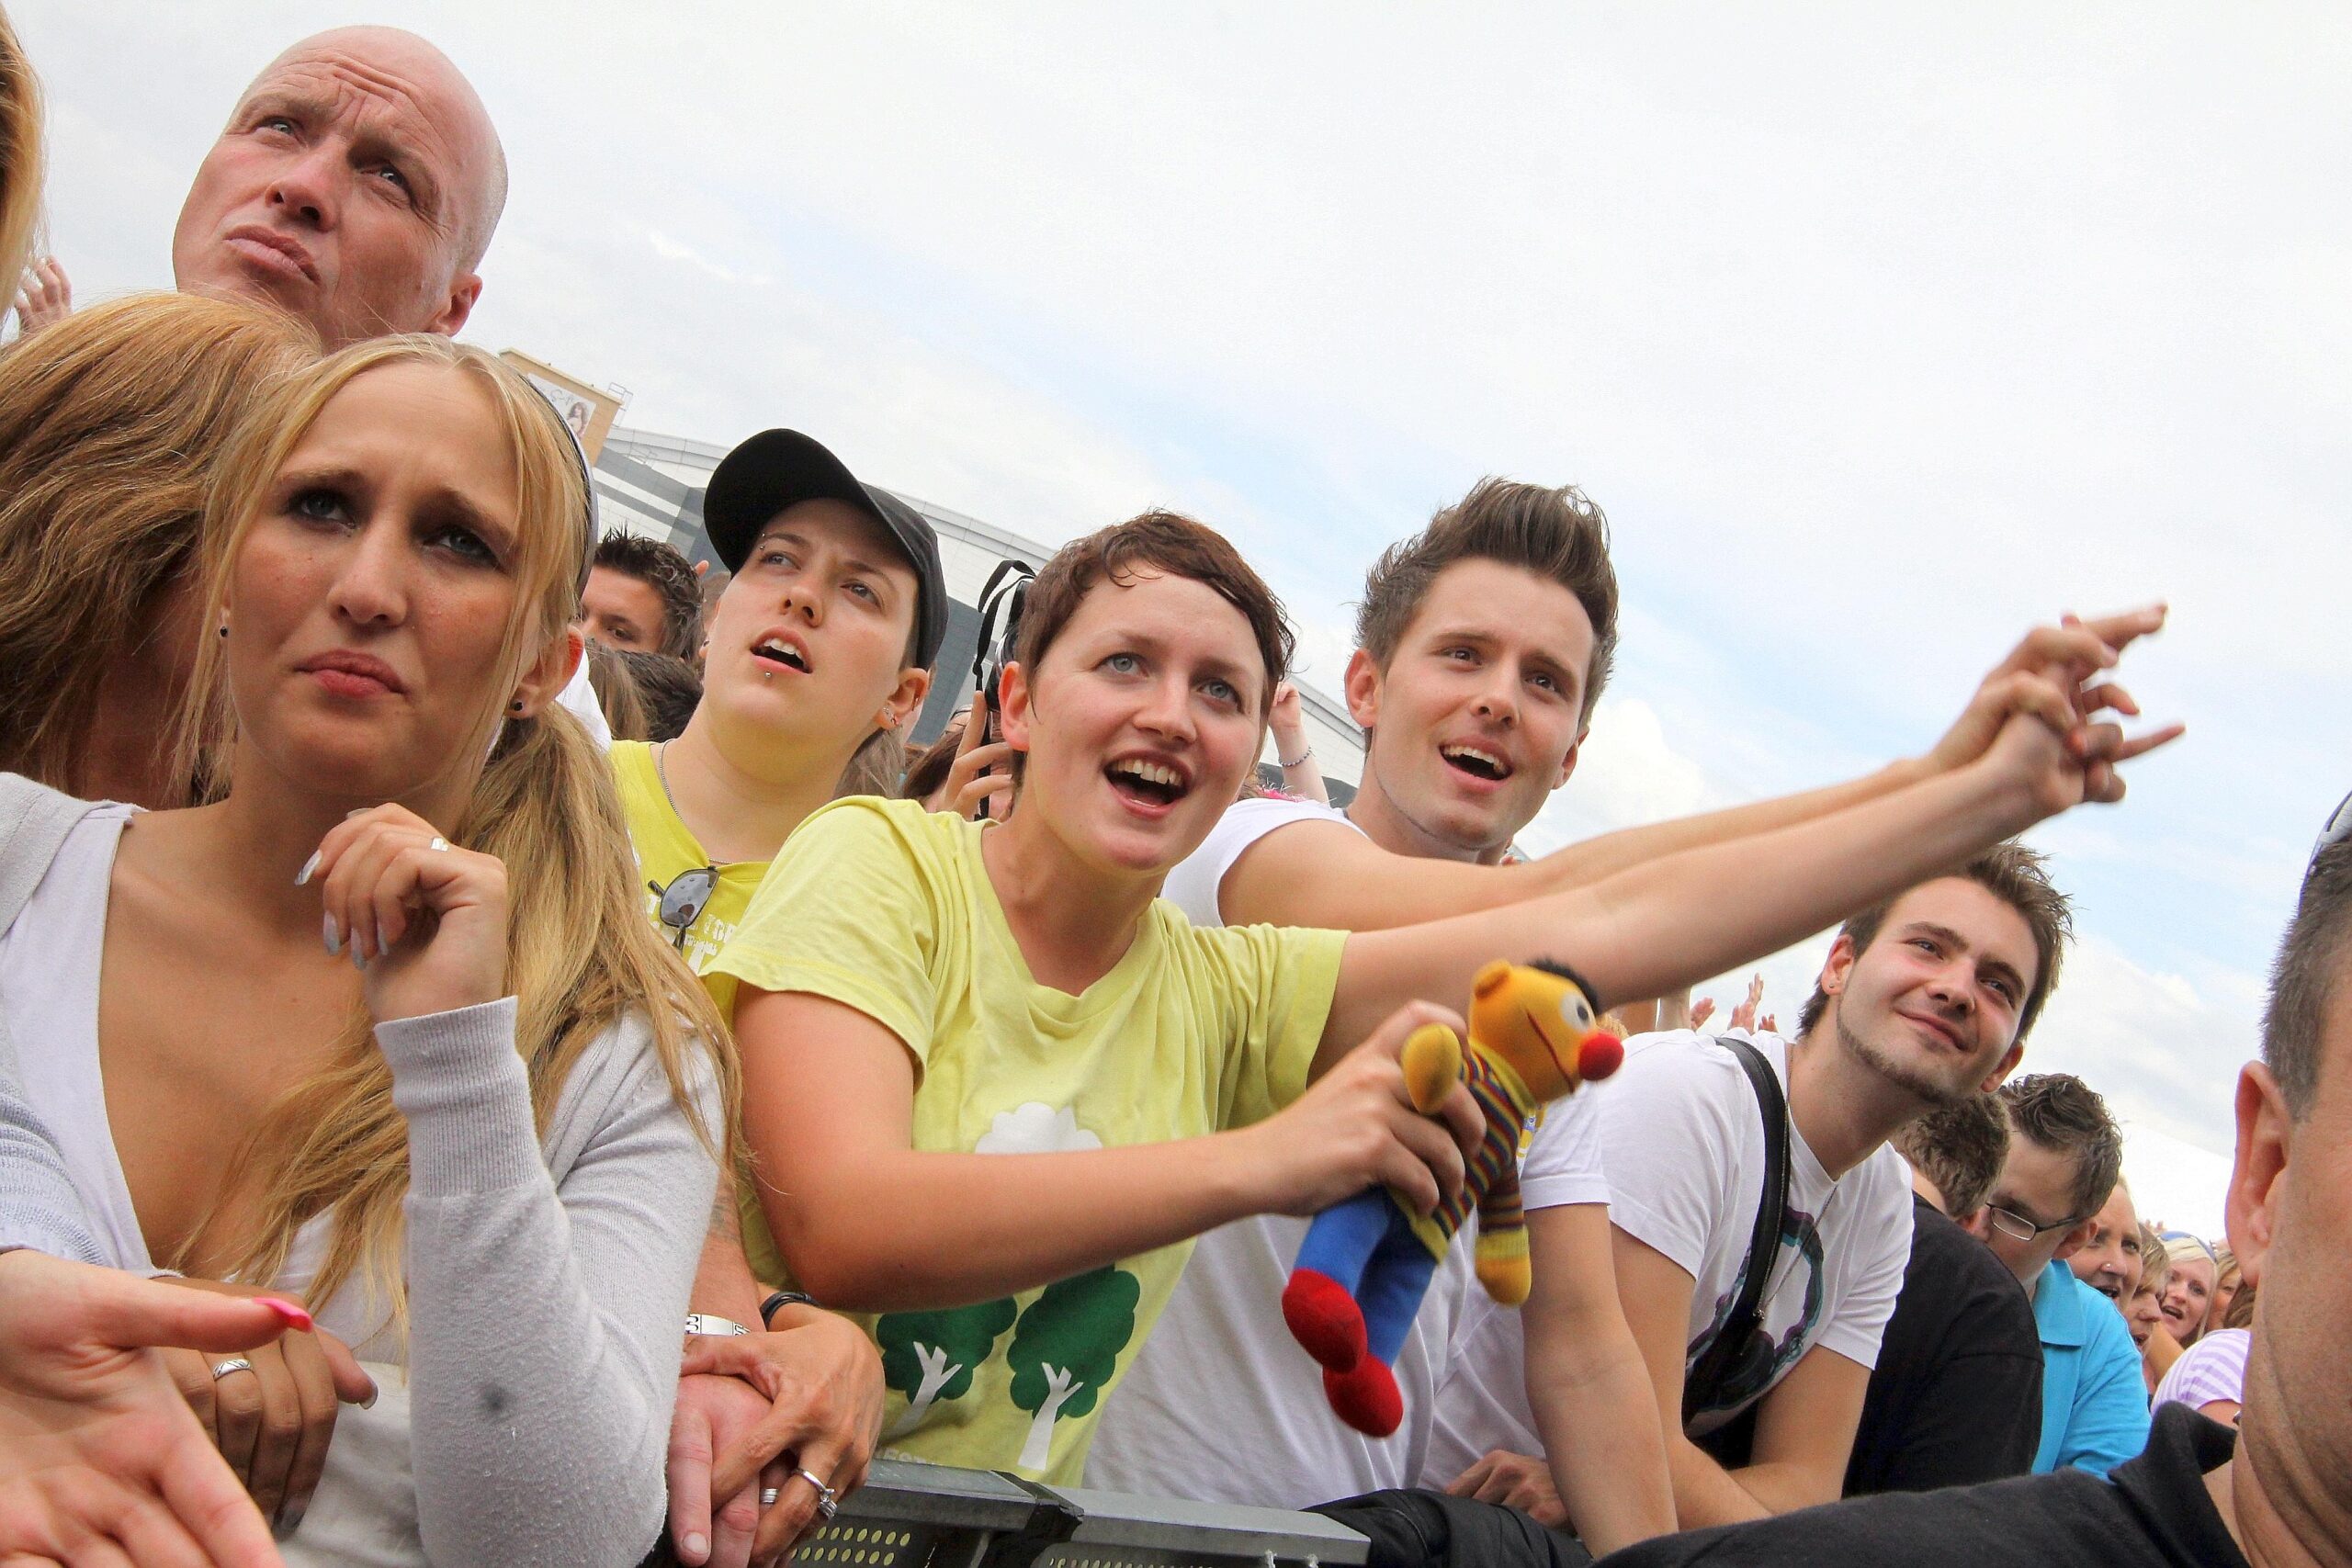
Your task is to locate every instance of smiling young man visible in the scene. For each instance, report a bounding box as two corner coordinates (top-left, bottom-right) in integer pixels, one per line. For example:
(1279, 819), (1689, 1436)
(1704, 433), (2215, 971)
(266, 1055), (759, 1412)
(1979, 1074), (2147, 1477)
(1430, 846), (2074, 1537)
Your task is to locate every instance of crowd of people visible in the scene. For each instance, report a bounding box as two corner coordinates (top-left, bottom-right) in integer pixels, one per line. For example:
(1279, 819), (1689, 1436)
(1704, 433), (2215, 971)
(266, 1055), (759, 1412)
(0, 15), (2340, 1568)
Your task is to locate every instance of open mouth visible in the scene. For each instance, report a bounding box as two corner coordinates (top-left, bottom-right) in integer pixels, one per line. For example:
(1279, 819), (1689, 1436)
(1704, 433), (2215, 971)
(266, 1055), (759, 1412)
(751, 637), (810, 674)
(2092, 1280), (2122, 1302)
(1440, 743), (1512, 783)
(1105, 757), (1191, 809)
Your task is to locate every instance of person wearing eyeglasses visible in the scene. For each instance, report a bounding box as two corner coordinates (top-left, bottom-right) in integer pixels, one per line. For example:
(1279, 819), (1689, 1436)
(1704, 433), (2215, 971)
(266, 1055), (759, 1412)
(1973, 1075), (2148, 1477)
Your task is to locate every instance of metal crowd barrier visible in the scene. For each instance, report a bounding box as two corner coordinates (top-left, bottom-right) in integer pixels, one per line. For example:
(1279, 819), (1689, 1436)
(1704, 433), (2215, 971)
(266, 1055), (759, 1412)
(788, 1458), (1371, 1568)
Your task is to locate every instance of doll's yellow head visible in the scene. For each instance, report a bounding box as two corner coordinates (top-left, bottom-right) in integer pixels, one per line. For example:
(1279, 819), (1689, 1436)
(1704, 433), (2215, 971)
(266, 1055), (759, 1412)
(1468, 960), (1624, 1099)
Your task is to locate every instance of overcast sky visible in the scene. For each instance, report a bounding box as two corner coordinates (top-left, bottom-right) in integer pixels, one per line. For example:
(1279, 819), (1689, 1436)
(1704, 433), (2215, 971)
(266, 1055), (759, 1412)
(18, 1), (2347, 1232)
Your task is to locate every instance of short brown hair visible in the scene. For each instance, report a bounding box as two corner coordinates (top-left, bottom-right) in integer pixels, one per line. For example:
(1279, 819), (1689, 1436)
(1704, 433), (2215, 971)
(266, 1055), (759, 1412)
(594, 531), (704, 660)
(616, 649), (702, 742)
(1893, 1093), (2011, 1219)
(1797, 840), (2074, 1045)
(2261, 834), (2352, 1122)
(1014, 510), (1294, 714)
(1997, 1073), (2124, 1223)
(1354, 478), (1620, 727)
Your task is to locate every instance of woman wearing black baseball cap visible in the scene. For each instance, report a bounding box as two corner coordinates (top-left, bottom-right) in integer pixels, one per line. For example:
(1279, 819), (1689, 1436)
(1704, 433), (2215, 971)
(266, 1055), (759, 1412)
(615, 428), (945, 1566)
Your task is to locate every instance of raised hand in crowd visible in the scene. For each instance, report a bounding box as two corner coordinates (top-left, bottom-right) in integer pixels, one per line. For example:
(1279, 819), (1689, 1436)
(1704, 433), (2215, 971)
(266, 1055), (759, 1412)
(1687, 995), (1715, 1030)
(1925, 606), (2182, 798)
(10, 254), (68, 334)
(928, 703), (1015, 820)
(1727, 975), (1765, 1033)
(1269, 679), (1330, 806)
(0, 1247), (315, 1568)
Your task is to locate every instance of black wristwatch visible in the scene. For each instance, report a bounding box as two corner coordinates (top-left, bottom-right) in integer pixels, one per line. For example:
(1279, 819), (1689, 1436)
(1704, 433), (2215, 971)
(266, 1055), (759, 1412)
(760, 1290), (818, 1328)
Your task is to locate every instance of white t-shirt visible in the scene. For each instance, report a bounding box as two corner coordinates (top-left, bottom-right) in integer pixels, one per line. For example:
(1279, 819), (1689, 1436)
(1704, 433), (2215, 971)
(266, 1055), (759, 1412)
(1427, 1029), (1913, 1476)
(1089, 795), (1609, 1506)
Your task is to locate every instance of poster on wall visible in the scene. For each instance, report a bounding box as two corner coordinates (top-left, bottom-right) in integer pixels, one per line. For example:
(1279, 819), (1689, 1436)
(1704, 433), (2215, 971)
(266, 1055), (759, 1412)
(498, 349), (625, 461)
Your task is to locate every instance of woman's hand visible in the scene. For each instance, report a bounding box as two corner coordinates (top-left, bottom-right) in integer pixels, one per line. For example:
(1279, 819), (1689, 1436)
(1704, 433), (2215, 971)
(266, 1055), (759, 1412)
(1924, 606), (2168, 775)
(928, 707), (1015, 820)
(0, 1248), (315, 1566)
(156, 1282), (375, 1533)
(678, 1311), (885, 1564)
(304, 804), (509, 1021)
(1239, 1001), (1485, 1219)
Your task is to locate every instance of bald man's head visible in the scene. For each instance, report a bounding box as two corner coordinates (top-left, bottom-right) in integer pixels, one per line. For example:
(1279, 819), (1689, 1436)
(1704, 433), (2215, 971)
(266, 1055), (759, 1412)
(172, 26), (507, 347)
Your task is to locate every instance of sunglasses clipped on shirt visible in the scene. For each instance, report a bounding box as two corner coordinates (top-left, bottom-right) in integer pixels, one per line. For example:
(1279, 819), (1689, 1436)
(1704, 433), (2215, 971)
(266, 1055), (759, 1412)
(651, 866), (719, 952)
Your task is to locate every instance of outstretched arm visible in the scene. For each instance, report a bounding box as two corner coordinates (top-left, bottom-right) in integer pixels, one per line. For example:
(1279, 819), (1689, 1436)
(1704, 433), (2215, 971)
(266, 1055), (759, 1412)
(1319, 694), (2171, 1054)
(738, 994), (1485, 1312)
(1223, 610), (2168, 933)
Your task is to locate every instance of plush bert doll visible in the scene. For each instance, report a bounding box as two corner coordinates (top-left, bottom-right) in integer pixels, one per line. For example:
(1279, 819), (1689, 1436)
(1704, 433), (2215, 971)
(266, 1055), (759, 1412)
(1281, 960), (1623, 1436)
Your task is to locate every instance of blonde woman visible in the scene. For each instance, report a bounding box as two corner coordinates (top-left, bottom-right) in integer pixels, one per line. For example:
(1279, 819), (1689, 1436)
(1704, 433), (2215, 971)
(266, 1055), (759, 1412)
(0, 336), (733, 1565)
(0, 292), (318, 802)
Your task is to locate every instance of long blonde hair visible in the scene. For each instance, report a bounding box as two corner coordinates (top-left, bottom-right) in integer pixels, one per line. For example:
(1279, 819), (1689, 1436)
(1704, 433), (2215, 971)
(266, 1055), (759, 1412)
(0, 5), (40, 292)
(178, 336), (737, 1319)
(0, 293), (317, 794)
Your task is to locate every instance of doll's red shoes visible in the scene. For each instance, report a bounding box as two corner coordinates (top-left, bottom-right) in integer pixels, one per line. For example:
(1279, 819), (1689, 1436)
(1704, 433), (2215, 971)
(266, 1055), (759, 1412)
(1283, 1268), (1366, 1370)
(1283, 1268), (1404, 1436)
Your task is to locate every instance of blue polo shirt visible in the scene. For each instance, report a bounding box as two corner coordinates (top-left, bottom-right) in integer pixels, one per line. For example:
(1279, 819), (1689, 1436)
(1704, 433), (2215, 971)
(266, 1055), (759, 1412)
(2031, 1258), (2152, 1475)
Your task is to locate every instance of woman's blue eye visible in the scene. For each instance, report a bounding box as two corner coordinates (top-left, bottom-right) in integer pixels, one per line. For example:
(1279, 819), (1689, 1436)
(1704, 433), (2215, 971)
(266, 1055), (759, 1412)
(428, 526), (495, 565)
(1202, 679), (1238, 704)
(847, 580), (878, 604)
(288, 488), (350, 524)
(1104, 653), (1141, 674)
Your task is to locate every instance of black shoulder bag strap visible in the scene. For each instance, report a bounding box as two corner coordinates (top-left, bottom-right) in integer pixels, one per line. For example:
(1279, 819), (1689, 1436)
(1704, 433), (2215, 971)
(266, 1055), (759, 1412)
(1681, 1034), (1793, 1427)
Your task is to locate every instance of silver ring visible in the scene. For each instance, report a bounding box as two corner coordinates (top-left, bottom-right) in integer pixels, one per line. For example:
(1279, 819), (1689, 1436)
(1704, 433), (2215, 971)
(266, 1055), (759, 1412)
(426, 837), (450, 852)
(209, 1358), (255, 1381)
(759, 1486), (780, 1507)
(796, 1468), (838, 1520)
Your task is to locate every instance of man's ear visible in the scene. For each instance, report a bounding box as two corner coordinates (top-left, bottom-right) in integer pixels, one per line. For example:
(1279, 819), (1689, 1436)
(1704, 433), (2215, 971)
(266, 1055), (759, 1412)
(2225, 1061), (2291, 1292)
(1954, 1206), (1993, 1242)
(1979, 1039), (2027, 1095)
(998, 661), (1033, 759)
(509, 626), (582, 717)
(1342, 647), (1382, 731)
(1553, 728), (1585, 792)
(426, 272), (483, 337)
(2051, 1214), (2099, 1266)
(1817, 933), (1860, 1008)
(879, 667), (932, 733)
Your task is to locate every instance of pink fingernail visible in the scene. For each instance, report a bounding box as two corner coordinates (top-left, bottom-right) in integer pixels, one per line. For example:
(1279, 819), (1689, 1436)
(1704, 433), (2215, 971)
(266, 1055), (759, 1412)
(257, 1297), (314, 1331)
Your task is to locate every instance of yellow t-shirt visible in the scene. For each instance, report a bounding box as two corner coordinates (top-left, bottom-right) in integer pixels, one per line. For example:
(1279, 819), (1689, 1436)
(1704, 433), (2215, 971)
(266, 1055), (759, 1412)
(610, 740), (770, 1019)
(708, 795), (1346, 1483)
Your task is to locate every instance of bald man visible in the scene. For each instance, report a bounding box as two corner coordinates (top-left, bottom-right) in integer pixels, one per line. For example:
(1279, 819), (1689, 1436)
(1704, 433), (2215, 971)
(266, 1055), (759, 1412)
(17, 26), (507, 345)
(173, 25), (506, 345)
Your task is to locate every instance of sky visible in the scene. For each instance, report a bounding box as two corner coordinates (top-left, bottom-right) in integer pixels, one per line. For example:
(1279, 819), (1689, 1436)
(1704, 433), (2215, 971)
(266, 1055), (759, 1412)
(17, 1), (2348, 1234)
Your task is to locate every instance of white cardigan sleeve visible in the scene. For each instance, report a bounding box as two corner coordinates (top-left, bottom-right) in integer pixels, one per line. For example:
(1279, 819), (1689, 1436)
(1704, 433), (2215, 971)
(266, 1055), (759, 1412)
(377, 998), (718, 1568)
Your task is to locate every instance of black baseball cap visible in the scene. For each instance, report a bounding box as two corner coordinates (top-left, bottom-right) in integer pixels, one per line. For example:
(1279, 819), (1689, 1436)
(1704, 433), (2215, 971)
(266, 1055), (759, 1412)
(702, 429), (949, 671)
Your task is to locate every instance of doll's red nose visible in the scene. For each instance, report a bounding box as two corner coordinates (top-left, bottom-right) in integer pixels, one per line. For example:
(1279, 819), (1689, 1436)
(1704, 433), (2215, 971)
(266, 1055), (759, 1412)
(1578, 1033), (1624, 1081)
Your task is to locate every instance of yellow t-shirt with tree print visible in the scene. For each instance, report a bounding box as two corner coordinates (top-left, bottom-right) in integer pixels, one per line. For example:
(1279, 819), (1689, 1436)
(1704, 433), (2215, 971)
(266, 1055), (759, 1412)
(709, 795), (1344, 1483)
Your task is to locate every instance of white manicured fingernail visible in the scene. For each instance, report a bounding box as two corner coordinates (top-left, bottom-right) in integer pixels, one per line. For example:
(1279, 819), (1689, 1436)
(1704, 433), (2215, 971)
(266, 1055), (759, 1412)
(683, 1534), (707, 1560)
(295, 850), (321, 886)
(322, 914), (342, 956)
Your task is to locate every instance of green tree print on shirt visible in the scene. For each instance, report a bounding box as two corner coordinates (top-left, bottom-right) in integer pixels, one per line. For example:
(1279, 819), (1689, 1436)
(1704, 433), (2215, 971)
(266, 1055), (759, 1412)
(876, 1298), (1018, 1439)
(1007, 1266), (1141, 1471)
